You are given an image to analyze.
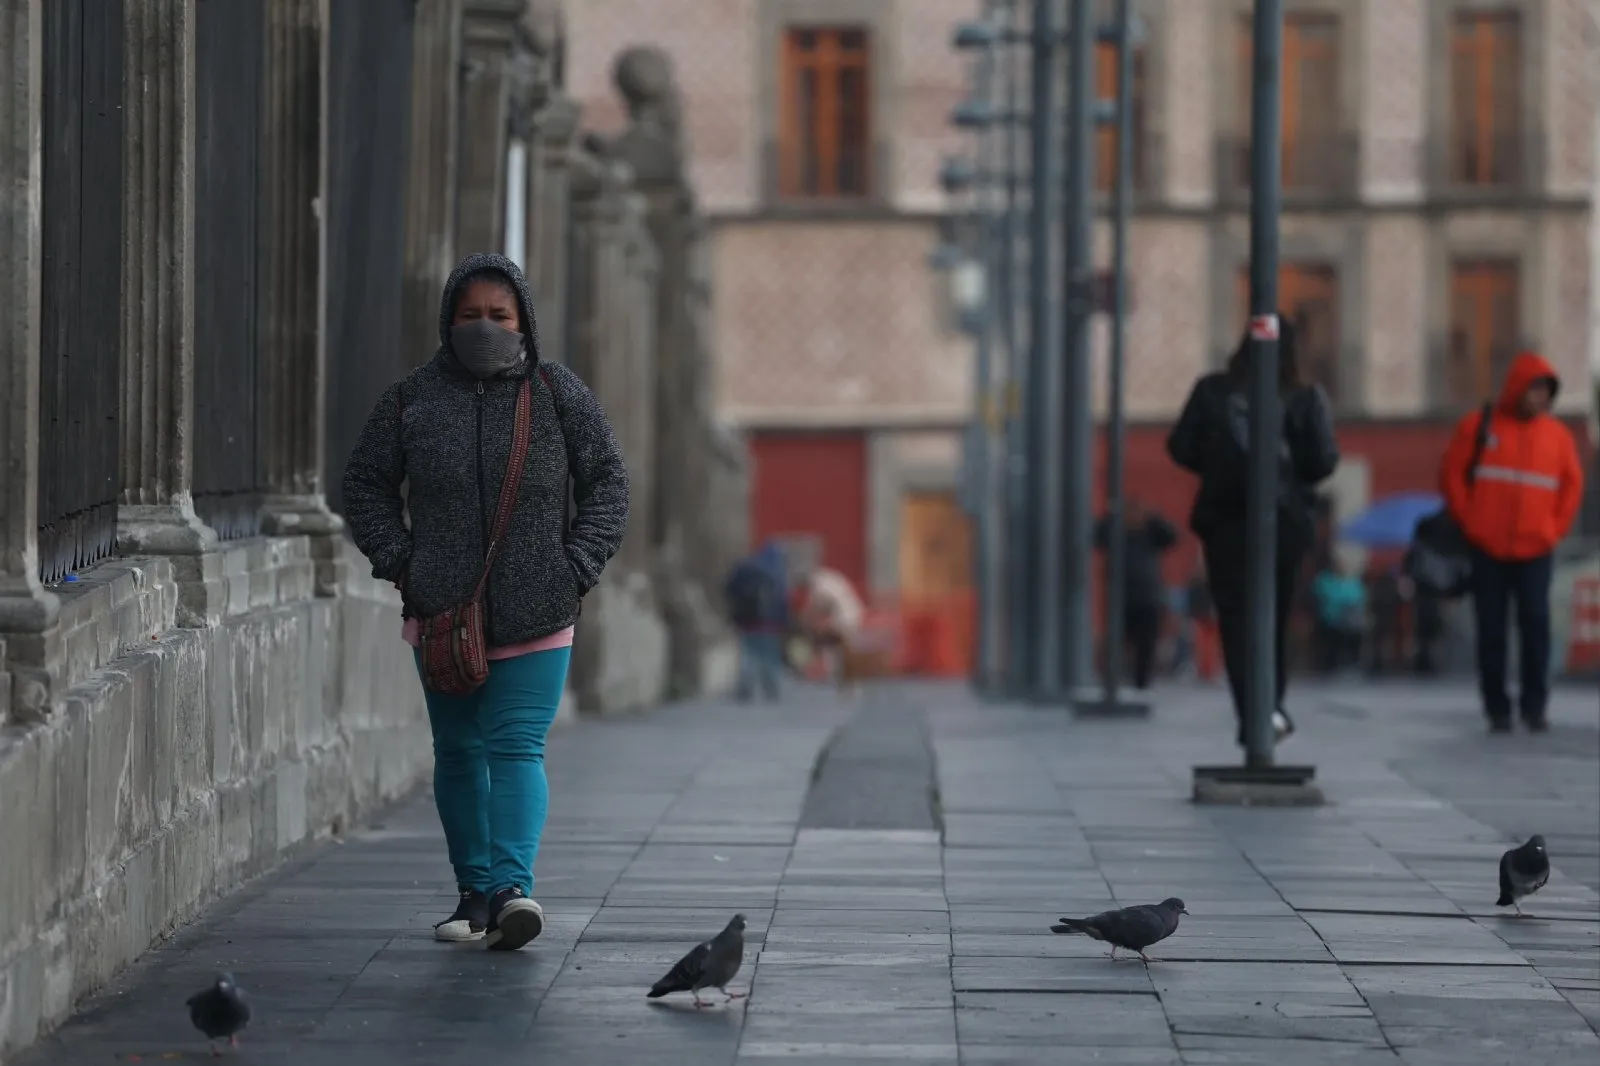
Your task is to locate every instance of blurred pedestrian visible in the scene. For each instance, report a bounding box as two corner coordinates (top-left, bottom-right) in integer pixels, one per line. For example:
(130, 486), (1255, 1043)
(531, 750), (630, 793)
(724, 541), (789, 702)
(343, 252), (628, 950)
(1439, 351), (1585, 733)
(796, 559), (867, 688)
(1410, 575), (1443, 675)
(1166, 315), (1340, 748)
(1366, 565), (1403, 676)
(1310, 558), (1366, 673)
(1093, 499), (1178, 690)
(1185, 563), (1221, 682)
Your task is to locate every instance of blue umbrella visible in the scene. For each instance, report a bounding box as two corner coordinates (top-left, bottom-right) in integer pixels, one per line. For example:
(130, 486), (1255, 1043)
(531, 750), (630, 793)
(1338, 492), (1445, 548)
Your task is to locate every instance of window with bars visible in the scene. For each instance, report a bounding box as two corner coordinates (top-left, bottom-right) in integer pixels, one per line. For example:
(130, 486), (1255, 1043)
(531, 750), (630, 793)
(1094, 39), (1146, 193)
(1449, 260), (1519, 404)
(1235, 12), (1342, 191)
(1448, 11), (1522, 187)
(777, 26), (872, 200)
(1236, 264), (1341, 403)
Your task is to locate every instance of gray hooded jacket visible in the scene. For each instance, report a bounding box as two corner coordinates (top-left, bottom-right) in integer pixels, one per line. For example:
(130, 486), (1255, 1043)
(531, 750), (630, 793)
(342, 252), (629, 646)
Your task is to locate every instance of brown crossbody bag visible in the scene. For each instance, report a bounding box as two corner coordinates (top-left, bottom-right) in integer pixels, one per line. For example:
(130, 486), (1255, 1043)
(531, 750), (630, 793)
(409, 376), (534, 694)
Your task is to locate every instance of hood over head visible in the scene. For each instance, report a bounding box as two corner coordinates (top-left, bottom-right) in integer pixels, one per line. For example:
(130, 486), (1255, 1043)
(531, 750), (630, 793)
(1497, 350), (1559, 414)
(436, 252), (543, 372)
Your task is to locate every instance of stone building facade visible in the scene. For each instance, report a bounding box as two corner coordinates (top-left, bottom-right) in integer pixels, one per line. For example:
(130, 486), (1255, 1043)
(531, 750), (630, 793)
(565, 0), (1596, 606)
(0, 0), (738, 1054)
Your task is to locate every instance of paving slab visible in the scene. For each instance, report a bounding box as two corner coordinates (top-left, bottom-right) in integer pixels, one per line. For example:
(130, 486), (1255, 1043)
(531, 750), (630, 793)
(12, 680), (1599, 1065)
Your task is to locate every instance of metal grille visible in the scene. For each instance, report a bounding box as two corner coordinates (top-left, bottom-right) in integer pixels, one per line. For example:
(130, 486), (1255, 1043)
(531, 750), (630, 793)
(37, 0), (125, 583)
(192, 0), (266, 538)
(322, 0), (415, 516)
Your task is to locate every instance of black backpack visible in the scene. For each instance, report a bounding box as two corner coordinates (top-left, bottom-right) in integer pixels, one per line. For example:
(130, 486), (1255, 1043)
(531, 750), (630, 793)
(1206, 388), (1297, 511)
(1405, 403), (1493, 599)
(727, 565), (777, 627)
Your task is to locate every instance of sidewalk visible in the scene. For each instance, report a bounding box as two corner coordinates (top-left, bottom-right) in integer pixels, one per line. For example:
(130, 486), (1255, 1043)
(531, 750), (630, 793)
(14, 678), (1599, 1066)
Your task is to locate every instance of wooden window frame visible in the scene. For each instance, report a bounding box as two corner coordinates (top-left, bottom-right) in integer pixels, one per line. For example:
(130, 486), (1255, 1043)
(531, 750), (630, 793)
(1447, 10), (1522, 188)
(1448, 260), (1520, 404)
(777, 26), (873, 201)
(1235, 262), (1341, 402)
(1093, 39), (1147, 194)
(1234, 11), (1342, 193)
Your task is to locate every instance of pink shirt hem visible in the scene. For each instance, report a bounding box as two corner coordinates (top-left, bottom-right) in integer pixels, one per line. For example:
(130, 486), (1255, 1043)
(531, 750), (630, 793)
(402, 618), (575, 660)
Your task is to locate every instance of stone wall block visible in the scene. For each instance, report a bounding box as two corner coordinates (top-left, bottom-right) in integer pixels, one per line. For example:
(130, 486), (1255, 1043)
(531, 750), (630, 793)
(82, 677), (135, 891)
(47, 713), (88, 909)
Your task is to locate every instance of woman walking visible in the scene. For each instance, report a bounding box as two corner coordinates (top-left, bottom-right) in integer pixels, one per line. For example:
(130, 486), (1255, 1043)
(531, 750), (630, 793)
(343, 252), (628, 950)
(1166, 316), (1338, 748)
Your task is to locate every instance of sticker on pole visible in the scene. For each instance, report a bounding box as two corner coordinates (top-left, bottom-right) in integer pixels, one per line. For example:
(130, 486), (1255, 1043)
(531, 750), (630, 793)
(1248, 313), (1279, 341)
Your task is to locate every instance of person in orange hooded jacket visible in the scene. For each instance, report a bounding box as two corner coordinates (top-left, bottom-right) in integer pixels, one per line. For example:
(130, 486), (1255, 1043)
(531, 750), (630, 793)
(1439, 351), (1585, 733)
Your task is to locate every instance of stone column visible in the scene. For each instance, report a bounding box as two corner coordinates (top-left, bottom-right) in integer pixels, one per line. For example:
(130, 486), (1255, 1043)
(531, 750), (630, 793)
(117, 0), (214, 558)
(0, 0), (59, 723)
(454, 0), (523, 259)
(257, 0), (342, 555)
(524, 93), (579, 361)
(568, 154), (638, 512)
(603, 45), (744, 697)
(401, 0), (462, 369)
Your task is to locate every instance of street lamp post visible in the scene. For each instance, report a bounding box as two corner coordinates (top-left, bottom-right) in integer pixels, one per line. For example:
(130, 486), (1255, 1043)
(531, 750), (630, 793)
(1073, 1), (1150, 720)
(1193, 0), (1321, 806)
(1024, 0), (1064, 701)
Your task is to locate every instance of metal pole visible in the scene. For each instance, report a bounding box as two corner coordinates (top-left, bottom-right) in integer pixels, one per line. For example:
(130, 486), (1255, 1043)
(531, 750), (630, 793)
(1025, 0), (1064, 699)
(1244, 0), (1283, 768)
(1057, 0), (1094, 696)
(1102, 0), (1133, 705)
(972, 13), (1005, 693)
(1001, 1), (1030, 698)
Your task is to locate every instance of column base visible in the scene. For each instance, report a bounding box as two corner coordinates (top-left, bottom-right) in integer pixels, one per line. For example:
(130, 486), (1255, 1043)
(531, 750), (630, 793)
(259, 494), (345, 537)
(117, 501), (224, 626)
(0, 579), (63, 725)
(116, 501), (217, 555)
(261, 496), (348, 596)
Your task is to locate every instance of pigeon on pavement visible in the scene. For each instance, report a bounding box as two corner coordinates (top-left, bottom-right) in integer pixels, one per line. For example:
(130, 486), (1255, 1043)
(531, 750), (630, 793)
(1051, 898), (1188, 962)
(187, 972), (251, 1056)
(647, 913), (748, 1007)
(1496, 835), (1550, 917)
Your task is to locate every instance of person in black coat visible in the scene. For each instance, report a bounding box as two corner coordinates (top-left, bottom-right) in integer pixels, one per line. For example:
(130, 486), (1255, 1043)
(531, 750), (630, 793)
(1093, 499), (1179, 689)
(1166, 316), (1340, 748)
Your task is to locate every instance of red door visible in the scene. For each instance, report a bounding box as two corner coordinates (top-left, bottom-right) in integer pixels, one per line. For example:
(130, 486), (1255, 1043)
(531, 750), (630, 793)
(749, 432), (868, 593)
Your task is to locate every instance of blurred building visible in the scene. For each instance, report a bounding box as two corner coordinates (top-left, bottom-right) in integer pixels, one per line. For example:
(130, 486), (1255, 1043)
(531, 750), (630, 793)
(568, 0), (1598, 603)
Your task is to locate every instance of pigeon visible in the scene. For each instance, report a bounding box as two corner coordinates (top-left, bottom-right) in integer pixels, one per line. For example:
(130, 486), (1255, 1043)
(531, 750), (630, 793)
(187, 972), (251, 1056)
(1496, 835), (1550, 917)
(647, 913), (748, 1008)
(1051, 897), (1188, 962)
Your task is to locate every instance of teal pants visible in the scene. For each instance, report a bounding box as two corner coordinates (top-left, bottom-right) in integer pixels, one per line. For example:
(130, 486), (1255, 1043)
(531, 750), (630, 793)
(417, 646), (571, 897)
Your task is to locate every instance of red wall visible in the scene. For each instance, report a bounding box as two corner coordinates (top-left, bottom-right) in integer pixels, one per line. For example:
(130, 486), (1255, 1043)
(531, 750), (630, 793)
(1095, 415), (1594, 586)
(749, 431), (869, 591)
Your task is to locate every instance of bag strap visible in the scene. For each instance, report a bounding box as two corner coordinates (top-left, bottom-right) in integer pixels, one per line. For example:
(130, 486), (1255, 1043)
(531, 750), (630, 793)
(1464, 402), (1493, 489)
(471, 378), (534, 600)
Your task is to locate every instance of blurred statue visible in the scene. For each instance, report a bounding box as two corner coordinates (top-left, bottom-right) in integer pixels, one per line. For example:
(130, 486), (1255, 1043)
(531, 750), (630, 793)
(608, 46), (685, 187)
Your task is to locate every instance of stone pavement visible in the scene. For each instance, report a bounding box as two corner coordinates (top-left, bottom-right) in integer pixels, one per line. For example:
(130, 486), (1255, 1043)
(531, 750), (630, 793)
(14, 677), (1599, 1066)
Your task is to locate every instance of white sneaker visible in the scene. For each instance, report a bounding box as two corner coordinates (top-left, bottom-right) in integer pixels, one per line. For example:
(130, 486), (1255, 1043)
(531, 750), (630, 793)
(433, 889), (489, 942)
(1272, 710), (1295, 744)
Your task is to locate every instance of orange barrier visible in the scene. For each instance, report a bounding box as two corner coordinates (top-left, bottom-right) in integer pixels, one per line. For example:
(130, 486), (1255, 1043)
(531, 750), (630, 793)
(1566, 576), (1600, 673)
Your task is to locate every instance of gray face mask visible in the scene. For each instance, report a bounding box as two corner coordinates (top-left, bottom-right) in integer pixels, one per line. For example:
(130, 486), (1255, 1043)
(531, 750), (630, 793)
(450, 319), (525, 379)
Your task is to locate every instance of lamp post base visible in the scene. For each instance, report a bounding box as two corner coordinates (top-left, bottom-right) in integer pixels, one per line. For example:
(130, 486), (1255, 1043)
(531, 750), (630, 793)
(1192, 764), (1323, 807)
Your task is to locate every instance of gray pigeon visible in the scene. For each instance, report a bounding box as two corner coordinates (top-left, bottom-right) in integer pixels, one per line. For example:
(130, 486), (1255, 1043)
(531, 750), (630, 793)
(1496, 835), (1550, 917)
(187, 971), (251, 1056)
(1051, 897), (1188, 962)
(647, 913), (748, 1007)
